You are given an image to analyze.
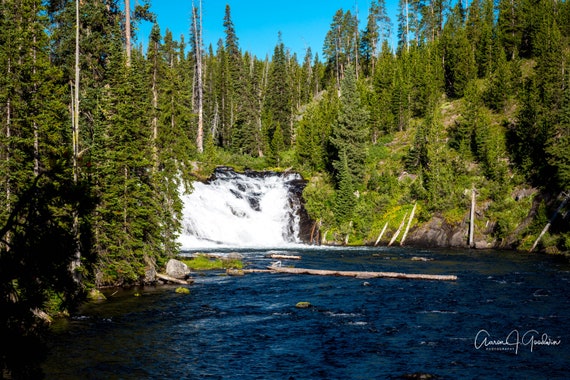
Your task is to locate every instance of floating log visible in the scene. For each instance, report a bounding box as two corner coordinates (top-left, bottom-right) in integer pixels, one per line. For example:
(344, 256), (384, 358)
(411, 256), (434, 262)
(268, 254), (302, 260)
(156, 273), (191, 285)
(263, 266), (457, 281)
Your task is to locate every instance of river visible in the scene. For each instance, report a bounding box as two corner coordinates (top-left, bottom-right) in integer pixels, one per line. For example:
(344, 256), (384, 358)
(42, 246), (569, 379)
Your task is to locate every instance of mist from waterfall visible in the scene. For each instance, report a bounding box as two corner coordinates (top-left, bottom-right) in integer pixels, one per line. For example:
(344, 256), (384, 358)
(178, 167), (305, 250)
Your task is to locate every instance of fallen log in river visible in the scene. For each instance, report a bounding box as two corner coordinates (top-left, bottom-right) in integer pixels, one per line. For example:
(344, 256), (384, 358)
(240, 267), (457, 281)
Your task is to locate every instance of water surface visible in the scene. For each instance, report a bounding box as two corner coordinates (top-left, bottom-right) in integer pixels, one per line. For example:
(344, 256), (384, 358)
(43, 247), (570, 379)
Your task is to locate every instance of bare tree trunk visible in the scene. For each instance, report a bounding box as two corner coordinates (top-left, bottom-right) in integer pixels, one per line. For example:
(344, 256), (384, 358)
(400, 203), (417, 246)
(125, 0), (131, 67)
(389, 212), (408, 246)
(374, 222), (388, 246)
(405, 0), (410, 52)
(70, 0), (81, 282)
(32, 5), (39, 176)
(151, 38), (159, 172)
(530, 192), (570, 252)
(469, 189), (476, 248)
(192, 0), (204, 153)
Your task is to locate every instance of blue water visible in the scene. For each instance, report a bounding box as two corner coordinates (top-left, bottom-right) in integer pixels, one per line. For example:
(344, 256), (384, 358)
(43, 247), (570, 379)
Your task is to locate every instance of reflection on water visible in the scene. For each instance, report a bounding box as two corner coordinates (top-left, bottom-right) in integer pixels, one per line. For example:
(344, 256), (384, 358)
(43, 247), (570, 379)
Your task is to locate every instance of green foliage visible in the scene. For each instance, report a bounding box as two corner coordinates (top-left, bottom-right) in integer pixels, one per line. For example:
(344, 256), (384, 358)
(334, 152), (355, 224)
(181, 255), (243, 271)
(330, 66), (369, 187)
(3, 3), (570, 369)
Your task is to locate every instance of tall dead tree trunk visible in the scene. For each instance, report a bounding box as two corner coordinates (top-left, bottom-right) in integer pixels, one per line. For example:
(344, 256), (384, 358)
(125, 0), (131, 67)
(192, 0), (204, 153)
(70, 0), (81, 282)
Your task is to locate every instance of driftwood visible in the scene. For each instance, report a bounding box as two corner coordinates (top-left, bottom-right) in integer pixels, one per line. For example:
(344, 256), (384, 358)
(240, 266), (456, 281)
(268, 254), (302, 260)
(156, 273), (191, 285)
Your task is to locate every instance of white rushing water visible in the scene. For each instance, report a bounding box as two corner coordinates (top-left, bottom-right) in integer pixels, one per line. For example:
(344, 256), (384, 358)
(178, 168), (304, 250)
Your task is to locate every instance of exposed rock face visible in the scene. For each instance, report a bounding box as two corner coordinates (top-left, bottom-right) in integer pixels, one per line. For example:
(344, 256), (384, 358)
(406, 215), (470, 248)
(144, 266), (157, 283)
(286, 177), (313, 243)
(165, 259), (190, 279)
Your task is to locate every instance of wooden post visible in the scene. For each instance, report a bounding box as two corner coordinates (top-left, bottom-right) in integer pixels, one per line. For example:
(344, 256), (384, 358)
(469, 188), (476, 248)
(389, 212), (408, 246)
(374, 222), (388, 246)
(400, 203), (417, 246)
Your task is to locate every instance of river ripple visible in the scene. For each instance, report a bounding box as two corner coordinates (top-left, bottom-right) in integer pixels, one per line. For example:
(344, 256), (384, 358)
(43, 247), (570, 379)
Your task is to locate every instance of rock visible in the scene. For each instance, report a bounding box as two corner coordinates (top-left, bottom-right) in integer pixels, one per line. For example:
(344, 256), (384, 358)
(407, 215), (469, 248)
(474, 240), (492, 249)
(227, 252), (244, 260)
(144, 266), (157, 283)
(295, 301), (311, 309)
(166, 259), (190, 279)
(175, 287), (190, 294)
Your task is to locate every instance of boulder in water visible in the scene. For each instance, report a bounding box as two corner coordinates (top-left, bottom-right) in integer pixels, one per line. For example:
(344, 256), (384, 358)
(166, 259), (190, 279)
(175, 287), (190, 294)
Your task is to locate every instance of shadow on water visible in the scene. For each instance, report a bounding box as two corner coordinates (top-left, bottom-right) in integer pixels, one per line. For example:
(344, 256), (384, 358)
(42, 247), (570, 379)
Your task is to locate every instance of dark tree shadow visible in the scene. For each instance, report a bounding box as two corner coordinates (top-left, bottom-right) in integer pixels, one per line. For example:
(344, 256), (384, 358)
(0, 166), (94, 379)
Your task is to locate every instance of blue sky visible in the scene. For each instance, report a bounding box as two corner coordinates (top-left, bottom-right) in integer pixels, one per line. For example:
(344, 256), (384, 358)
(136, 1), (399, 59)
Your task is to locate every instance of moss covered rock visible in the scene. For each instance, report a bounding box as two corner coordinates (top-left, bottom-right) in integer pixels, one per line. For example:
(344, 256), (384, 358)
(175, 287), (190, 294)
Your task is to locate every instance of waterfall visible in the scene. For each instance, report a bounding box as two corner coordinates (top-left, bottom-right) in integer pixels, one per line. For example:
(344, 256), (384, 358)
(178, 167), (309, 250)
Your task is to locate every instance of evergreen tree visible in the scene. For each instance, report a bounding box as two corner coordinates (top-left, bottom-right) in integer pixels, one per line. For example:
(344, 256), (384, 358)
(546, 68), (570, 190)
(263, 35), (293, 148)
(441, 3), (476, 98)
(497, 0), (523, 60)
(370, 42), (395, 139)
(334, 151), (355, 224)
(295, 90), (338, 172)
(360, 0), (391, 76)
(323, 9), (359, 87)
(330, 66), (369, 186)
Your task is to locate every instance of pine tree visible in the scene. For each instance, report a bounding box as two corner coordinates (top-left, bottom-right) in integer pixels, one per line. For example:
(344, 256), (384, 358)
(441, 3), (476, 98)
(323, 9), (359, 88)
(295, 90), (338, 172)
(263, 34), (293, 149)
(497, 0), (523, 60)
(330, 65), (369, 186)
(334, 151), (355, 224)
(546, 68), (570, 190)
(360, 0), (391, 76)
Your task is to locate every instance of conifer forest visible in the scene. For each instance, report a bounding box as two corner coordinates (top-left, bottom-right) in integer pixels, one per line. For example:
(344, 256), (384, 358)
(1, 0), (570, 375)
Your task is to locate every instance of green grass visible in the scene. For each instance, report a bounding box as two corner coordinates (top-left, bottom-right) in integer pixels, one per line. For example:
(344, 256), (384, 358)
(180, 255), (243, 271)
